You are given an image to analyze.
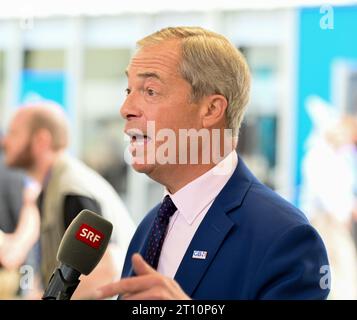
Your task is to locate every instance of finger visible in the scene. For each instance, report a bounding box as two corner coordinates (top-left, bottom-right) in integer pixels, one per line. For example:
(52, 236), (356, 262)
(132, 253), (156, 276)
(95, 281), (123, 299)
(123, 287), (168, 300)
(95, 274), (159, 299)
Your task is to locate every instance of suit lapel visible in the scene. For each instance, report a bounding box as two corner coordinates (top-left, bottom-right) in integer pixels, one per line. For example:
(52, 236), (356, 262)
(127, 207), (160, 277)
(174, 200), (234, 296)
(127, 156), (254, 293)
(174, 156), (254, 296)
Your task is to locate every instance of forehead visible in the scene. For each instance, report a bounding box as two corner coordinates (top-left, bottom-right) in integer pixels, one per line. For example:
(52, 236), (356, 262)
(127, 40), (182, 79)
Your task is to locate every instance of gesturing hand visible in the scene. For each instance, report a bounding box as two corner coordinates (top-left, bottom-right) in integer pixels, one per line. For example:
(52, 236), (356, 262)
(96, 253), (191, 300)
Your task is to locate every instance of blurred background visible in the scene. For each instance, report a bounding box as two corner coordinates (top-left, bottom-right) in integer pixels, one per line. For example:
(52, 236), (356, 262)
(0, 0), (356, 299)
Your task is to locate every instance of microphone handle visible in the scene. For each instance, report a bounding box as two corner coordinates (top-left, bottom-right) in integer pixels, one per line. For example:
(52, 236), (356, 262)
(42, 263), (81, 300)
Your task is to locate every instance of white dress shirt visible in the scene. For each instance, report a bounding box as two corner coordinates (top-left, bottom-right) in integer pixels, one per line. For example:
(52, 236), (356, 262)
(157, 151), (238, 278)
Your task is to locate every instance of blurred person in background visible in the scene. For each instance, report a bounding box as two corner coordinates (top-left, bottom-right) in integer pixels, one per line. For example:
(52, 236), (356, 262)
(3, 102), (136, 299)
(0, 131), (24, 235)
(0, 130), (24, 299)
(300, 96), (357, 299)
(0, 131), (41, 299)
(0, 179), (41, 270)
(0, 178), (42, 299)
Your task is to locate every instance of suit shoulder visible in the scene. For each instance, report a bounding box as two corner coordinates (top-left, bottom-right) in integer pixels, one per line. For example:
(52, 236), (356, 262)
(232, 180), (311, 240)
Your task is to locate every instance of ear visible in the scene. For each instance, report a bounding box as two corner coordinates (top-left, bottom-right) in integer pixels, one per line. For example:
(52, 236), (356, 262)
(201, 94), (228, 129)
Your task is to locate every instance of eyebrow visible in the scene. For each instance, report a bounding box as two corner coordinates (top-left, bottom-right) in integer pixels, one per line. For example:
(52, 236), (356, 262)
(125, 70), (163, 83)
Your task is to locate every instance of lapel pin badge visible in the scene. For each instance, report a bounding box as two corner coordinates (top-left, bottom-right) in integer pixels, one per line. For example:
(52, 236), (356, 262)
(192, 250), (208, 260)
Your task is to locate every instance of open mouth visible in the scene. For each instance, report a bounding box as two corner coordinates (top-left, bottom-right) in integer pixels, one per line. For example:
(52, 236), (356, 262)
(126, 130), (151, 146)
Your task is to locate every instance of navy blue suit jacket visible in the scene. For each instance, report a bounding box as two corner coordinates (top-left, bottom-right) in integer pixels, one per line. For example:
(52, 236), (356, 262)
(121, 157), (330, 299)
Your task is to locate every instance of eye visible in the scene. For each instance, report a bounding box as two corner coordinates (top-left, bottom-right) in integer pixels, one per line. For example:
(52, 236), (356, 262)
(146, 88), (156, 96)
(125, 88), (131, 95)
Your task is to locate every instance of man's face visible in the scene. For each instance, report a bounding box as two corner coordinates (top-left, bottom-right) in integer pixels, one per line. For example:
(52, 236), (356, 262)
(121, 40), (203, 179)
(3, 112), (35, 170)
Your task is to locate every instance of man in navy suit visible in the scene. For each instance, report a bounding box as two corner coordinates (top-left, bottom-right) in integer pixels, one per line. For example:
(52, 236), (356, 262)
(98, 26), (330, 300)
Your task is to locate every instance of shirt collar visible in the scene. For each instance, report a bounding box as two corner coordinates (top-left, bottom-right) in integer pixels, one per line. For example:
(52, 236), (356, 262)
(164, 150), (238, 225)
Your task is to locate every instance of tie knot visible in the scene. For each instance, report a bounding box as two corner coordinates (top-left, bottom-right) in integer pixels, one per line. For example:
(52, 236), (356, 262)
(158, 195), (177, 220)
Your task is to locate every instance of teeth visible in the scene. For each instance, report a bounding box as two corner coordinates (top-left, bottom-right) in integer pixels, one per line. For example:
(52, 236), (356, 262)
(129, 134), (150, 146)
(133, 135), (144, 145)
(126, 129), (151, 146)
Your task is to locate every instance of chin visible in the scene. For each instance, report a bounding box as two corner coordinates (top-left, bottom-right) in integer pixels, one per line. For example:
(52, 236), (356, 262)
(131, 162), (156, 175)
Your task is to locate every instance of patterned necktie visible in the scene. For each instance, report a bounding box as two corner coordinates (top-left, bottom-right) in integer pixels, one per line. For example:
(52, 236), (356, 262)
(143, 195), (177, 269)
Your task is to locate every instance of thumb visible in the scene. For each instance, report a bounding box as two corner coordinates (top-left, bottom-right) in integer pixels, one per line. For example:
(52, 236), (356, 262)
(132, 253), (156, 276)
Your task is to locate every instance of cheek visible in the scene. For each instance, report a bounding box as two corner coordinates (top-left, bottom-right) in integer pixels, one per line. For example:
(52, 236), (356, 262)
(153, 103), (199, 130)
(144, 90), (200, 132)
(173, 107), (201, 131)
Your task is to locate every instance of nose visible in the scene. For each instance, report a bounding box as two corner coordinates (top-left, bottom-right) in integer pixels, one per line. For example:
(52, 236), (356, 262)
(120, 92), (142, 121)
